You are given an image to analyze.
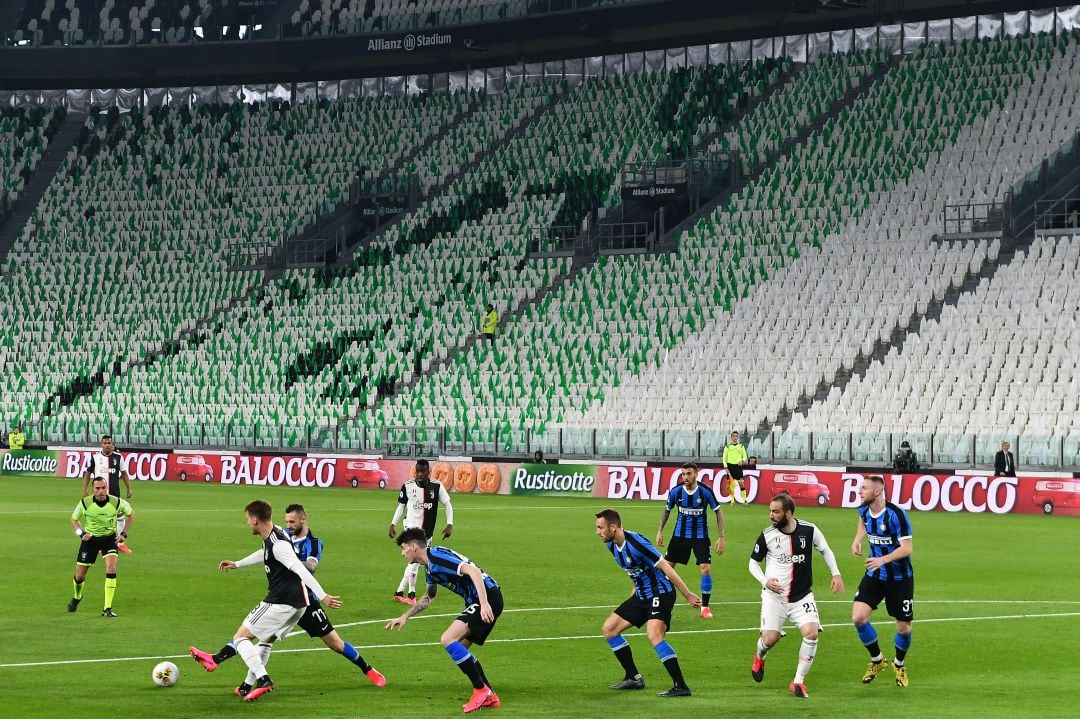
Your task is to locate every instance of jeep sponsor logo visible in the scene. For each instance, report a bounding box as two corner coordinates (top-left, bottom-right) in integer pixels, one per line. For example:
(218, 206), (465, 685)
(512, 466), (594, 495)
(368, 32), (451, 53)
(841, 473), (1017, 514)
(220, 456), (335, 488)
(2, 452), (58, 473)
(776, 553), (807, 564)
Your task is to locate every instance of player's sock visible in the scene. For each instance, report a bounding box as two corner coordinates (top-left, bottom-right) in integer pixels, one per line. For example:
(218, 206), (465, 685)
(445, 641), (485, 689)
(794, 638), (818, 683)
(258, 642), (272, 671)
(235, 637), (269, 679)
(894, 631), (911, 664)
(654, 641), (687, 688)
(117, 516), (126, 535)
(73, 577), (84, 600)
(472, 658), (492, 691)
(855, 621), (881, 659)
(606, 636), (639, 678)
(104, 573), (117, 608)
(396, 567), (409, 594)
(756, 636), (771, 659)
(212, 643), (238, 665)
(406, 563), (419, 595)
(342, 641), (372, 672)
(701, 575), (713, 607)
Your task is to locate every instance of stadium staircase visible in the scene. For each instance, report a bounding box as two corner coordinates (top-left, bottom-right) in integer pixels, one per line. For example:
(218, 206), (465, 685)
(334, 82), (566, 269)
(275, 96), (482, 269)
(661, 54), (897, 250)
(0, 115), (82, 263)
(768, 129), (1080, 432)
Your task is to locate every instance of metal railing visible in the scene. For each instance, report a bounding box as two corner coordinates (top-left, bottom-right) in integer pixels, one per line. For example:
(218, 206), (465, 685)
(20, 419), (1080, 469)
(1034, 197), (1080, 231)
(941, 202), (1005, 235)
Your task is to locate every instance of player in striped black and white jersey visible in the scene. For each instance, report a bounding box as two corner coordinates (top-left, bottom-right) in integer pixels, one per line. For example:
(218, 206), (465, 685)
(81, 435), (133, 552)
(388, 459), (454, 604)
(851, 475), (914, 688)
(748, 493), (844, 699)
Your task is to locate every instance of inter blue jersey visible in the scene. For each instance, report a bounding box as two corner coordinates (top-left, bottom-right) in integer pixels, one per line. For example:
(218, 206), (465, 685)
(286, 528), (323, 565)
(425, 545), (500, 606)
(666, 483), (720, 539)
(859, 502), (914, 581)
(607, 530), (674, 600)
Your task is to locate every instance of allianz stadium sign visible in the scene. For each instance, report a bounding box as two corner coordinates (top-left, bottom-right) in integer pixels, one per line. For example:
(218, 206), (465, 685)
(367, 32), (452, 53)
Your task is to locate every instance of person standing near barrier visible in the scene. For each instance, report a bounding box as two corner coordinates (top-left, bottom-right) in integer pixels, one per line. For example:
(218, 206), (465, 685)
(724, 431), (749, 505)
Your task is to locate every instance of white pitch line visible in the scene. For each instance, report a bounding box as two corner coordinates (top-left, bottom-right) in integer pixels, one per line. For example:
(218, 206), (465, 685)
(0, 505), (597, 515)
(2, 609), (1078, 669)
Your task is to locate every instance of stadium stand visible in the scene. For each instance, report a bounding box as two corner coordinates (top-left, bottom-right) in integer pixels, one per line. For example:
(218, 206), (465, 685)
(0, 107), (66, 205)
(1, 10), (1079, 466)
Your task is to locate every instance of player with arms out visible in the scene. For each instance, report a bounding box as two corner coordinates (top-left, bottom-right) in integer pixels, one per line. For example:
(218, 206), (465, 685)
(596, 508), (701, 698)
(388, 458), (454, 604)
(68, 477), (135, 616)
(748, 493), (844, 699)
(851, 475), (914, 688)
(386, 528), (502, 714)
(188, 500), (343, 702)
(81, 435), (133, 552)
(655, 462), (725, 619)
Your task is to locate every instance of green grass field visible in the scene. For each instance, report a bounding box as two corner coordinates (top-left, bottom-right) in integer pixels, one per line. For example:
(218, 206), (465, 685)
(2, 475), (1078, 717)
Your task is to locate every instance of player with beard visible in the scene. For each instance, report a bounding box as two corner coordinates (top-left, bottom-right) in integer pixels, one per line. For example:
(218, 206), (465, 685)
(748, 493), (843, 699)
(851, 475), (914, 688)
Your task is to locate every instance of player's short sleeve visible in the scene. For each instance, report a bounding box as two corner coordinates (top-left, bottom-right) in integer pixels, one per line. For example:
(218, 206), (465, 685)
(890, 506), (913, 539)
(429, 546), (465, 576)
(310, 536), (324, 561)
(397, 485), (408, 504)
(750, 531), (767, 562)
(665, 486), (678, 510)
(703, 484), (720, 510)
(626, 532), (663, 567)
(437, 482), (451, 505)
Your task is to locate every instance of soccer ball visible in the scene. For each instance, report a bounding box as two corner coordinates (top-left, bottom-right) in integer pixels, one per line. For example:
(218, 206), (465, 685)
(152, 660), (180, 687)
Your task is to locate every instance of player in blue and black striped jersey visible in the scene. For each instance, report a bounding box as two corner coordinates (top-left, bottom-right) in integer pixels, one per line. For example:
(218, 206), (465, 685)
(655, 463), (725, 619)
(851, 475), (914, 688)
(596, 508), (701, 698)
(386, 528), (503, 714)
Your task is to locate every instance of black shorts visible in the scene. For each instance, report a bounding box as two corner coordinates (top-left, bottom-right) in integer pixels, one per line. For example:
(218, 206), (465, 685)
(664, 537), (712, 566)
(615, 591), (676, 629)
(855, 574), (914, 621)
(296, 598), (335, 638)
(455, 587), (503, 645)
(76, 534), (118, 565)
(726, 464), (744, 480)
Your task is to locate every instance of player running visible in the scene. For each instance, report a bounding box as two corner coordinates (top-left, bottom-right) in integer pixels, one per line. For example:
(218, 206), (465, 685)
(748, 493), (844, 699)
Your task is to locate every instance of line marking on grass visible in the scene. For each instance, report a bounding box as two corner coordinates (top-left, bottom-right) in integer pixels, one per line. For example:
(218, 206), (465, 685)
(2, 609), (1077, 669)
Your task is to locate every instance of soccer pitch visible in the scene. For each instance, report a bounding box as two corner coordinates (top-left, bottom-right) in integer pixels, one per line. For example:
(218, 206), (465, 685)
(2, 475), (1078, 718)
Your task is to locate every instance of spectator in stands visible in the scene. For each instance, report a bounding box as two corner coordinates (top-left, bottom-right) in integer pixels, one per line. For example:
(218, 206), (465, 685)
(481, 304), (498, 342)
(994, 441), (1016, 477)
(533, 451), (547, 464)
(892, 441), (920, 473)
(747, 456), (758, 471)
(8, 424), (25, 451)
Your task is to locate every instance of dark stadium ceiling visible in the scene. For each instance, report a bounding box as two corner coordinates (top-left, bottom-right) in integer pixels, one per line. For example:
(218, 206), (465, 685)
(0, 0), (1066, 90)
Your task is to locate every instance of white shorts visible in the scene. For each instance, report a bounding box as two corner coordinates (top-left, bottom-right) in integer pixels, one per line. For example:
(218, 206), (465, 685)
(759, 590), (820, 633)
(243, 601), (306, 642)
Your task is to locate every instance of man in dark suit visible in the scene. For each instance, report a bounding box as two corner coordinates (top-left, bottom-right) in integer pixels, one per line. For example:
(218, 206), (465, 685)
(994, 441), (1016, 477)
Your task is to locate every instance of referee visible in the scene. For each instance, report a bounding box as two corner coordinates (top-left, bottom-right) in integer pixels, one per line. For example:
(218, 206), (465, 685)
(69, 477), (135, 616)
(723, 431), (749, 506)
